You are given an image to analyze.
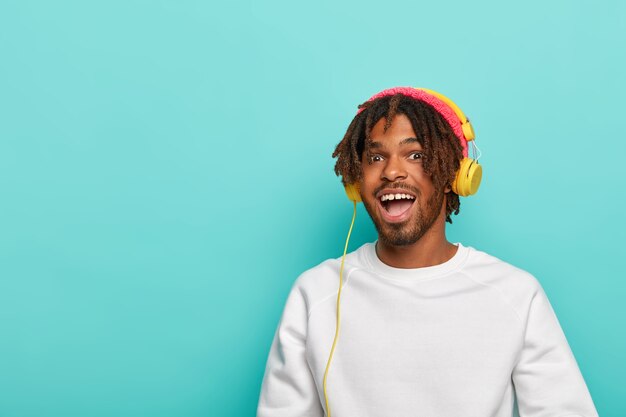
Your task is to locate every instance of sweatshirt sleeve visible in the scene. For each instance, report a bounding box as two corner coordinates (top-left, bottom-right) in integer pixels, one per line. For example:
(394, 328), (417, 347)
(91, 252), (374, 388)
(512, 283), (599, 417)
(257, 282), (325, 417)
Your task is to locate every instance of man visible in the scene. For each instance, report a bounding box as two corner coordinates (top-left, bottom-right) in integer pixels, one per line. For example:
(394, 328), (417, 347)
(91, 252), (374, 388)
(257, 87), (599, 417)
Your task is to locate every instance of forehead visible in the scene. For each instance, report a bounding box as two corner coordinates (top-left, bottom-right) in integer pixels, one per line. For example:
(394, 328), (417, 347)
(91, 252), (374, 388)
(366, 113), (423, 149)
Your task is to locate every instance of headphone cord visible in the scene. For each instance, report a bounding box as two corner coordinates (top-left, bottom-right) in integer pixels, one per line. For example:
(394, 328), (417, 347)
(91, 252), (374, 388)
(322, 200), (357, 417)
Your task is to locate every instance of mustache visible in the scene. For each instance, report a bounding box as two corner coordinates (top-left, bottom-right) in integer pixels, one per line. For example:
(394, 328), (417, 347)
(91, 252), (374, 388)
(373, 182), (421, 198)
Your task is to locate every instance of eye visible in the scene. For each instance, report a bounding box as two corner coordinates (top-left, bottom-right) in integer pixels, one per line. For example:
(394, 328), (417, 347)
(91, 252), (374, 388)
(409, 152), (425, 161)
(368, 154), (383, 163)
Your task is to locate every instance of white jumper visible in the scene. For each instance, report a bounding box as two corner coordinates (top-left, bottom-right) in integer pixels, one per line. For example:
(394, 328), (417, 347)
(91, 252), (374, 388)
(257, 242), (598, 417)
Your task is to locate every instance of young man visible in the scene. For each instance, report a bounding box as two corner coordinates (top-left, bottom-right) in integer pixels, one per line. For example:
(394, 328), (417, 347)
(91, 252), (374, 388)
(257, 87), (599, 417)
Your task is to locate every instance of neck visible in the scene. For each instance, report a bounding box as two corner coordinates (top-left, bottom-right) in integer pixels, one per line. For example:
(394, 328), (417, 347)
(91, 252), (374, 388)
(375, 203), (458, 269)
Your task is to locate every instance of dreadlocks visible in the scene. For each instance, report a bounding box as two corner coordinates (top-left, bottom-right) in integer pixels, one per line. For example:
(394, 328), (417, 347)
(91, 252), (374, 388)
(332, 93), (464, 223)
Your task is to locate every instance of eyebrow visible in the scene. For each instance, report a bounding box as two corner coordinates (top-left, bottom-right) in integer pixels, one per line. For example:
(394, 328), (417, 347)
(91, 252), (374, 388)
(366, 137), (424, 149)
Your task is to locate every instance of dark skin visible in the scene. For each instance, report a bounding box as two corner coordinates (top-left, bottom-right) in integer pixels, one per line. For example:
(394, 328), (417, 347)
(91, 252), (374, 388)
(358, 114), (458, 268)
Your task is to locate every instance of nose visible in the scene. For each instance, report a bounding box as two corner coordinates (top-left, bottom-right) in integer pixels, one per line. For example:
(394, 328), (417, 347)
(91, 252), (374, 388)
(381, 155), (408, 182)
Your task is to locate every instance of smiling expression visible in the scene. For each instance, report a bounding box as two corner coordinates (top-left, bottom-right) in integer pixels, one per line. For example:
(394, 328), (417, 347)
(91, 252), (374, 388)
(359, 113), (449, 247)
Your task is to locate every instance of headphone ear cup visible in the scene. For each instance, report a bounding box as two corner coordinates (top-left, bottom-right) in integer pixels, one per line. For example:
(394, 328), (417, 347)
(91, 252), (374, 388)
(344, 183), (362, 203)
(452, 158), (483, 197)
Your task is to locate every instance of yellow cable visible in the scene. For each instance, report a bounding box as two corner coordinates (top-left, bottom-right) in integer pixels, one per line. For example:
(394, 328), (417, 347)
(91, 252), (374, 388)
(322, 200), (357, 417)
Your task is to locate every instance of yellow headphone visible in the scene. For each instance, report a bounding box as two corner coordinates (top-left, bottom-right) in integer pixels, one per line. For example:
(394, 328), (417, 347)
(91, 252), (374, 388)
(343, 87), (482, 201)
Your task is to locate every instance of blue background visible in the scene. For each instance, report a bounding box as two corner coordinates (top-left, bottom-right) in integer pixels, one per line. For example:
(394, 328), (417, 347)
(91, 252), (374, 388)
(1, 1), (624, 416)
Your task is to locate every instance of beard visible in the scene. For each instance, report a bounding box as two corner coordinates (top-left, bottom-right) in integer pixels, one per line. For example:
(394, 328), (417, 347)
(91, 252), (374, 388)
(362, 185), (445, 247)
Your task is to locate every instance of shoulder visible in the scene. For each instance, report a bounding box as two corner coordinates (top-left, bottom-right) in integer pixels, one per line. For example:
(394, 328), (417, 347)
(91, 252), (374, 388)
(460, 244), (543, 320)
(287, 243), (370, 314)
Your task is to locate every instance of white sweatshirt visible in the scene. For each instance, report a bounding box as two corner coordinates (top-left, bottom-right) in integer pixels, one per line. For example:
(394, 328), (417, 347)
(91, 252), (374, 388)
(257, 242), (599, 417)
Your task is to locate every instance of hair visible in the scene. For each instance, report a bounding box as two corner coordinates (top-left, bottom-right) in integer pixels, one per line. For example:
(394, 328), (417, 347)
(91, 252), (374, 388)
(332, 93), (464, 223)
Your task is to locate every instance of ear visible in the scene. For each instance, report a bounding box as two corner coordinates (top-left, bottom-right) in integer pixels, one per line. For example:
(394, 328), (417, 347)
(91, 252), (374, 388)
(444, 183), (452, 194)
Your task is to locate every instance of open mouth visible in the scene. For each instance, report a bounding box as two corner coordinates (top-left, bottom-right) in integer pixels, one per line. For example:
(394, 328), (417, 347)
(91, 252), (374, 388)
(378, 192), (415, 222)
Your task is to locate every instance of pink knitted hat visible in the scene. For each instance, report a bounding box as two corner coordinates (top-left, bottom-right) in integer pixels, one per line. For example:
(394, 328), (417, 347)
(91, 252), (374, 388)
(356, 86), (468, 157)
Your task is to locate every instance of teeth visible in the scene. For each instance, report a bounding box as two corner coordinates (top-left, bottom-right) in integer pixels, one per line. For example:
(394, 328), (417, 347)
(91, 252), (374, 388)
(380, 193), (415, 202)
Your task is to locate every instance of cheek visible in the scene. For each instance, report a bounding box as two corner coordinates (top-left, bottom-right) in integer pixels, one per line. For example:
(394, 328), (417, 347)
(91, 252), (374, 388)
(359, 163), (375, 183)
(360, 171), (380, 196)
(361, 158), (383, 177)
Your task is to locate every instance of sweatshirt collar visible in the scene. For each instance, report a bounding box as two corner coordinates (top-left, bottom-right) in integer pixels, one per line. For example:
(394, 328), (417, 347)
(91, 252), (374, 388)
(362, 241), (469, 280)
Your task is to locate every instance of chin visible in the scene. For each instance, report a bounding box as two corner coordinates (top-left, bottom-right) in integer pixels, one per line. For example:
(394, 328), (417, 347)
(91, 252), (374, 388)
(377, 225), (427, 247)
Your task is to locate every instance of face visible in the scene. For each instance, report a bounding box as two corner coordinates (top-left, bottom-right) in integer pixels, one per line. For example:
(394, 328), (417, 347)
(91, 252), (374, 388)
(359, 113), (449, 247)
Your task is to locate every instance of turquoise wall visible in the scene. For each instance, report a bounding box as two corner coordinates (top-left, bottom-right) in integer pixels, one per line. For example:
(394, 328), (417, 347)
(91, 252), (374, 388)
(1, 1), (624, 416)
